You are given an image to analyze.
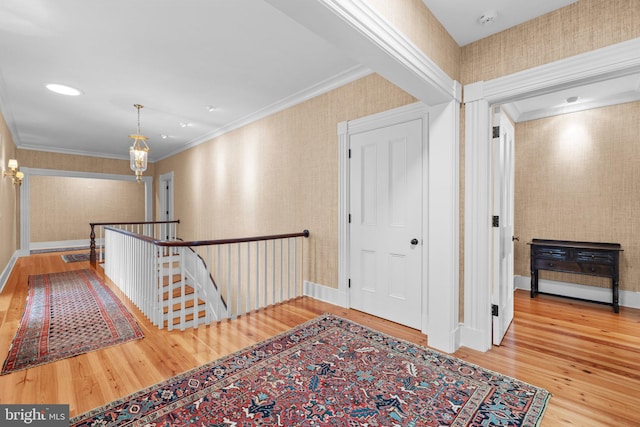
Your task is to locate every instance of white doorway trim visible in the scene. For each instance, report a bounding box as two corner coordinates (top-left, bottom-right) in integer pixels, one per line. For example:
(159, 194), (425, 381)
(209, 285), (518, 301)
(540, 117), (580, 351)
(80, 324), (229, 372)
(339, 101), (460, 353)
(462, 37), (640, 352)
(342, 103), (428, 331)
(159, 171), (174, 222)
(18, 167), (152, 256)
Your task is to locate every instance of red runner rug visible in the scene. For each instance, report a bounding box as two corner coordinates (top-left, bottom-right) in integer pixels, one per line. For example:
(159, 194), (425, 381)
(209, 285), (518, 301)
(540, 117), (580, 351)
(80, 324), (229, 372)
(2, 269), (143, 375)
(61, 253), (91, 263)
(71, 314), (549, 426)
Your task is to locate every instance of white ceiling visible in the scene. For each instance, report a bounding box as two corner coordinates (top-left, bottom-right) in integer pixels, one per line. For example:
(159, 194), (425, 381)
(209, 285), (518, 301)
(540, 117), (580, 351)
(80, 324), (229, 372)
(503, 73), (640, 123)
(422, 0), (579, 47)
(0, 0), (637, 163)
(0, 0), (363, 161)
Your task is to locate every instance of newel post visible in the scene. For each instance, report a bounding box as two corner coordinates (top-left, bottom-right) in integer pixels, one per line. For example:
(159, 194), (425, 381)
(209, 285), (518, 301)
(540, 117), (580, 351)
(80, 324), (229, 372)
(89, 223), (96, 266)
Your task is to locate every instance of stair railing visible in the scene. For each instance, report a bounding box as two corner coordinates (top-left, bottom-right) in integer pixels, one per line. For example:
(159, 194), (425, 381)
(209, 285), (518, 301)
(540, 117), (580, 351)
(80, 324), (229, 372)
(89, 220), (180, 266)
(101, 225), (309, 331)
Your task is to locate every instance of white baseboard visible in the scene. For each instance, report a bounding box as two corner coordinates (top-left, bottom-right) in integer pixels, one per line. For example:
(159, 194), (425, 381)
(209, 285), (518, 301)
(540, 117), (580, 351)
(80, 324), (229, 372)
(460, 324), (492, 352)
(515, 275), (640, 310)
(30, 239), (90, 252)
(0, 251), (19, 294)
(303, 281), (348, 308)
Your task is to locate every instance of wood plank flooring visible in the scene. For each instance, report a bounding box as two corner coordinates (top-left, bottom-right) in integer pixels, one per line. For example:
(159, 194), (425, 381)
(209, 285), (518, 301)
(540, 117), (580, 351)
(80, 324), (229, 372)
(0, 251), (639, 425)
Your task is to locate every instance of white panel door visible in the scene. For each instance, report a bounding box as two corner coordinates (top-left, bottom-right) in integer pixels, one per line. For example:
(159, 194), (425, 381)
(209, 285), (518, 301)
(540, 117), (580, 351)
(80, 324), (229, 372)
(349, 119), (423, 329)
(492, 111), (516, 345)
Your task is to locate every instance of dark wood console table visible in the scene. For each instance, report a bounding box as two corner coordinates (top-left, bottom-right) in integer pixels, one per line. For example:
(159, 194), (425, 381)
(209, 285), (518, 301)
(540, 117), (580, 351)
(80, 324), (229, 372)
(529, 239), (622, 312)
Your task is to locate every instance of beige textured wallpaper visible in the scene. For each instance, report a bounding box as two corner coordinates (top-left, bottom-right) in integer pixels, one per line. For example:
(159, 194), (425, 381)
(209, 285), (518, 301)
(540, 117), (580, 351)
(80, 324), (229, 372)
(458, 0), (640, 311)
(16, 149), (148, 176)
(30, 176), (146, 243)
(156, 74), (416, 288)
(364, 0), (460, 80)
(461, 0), (640, 84)
(0, 113), (18, 271)
(514, 102), (640, 292)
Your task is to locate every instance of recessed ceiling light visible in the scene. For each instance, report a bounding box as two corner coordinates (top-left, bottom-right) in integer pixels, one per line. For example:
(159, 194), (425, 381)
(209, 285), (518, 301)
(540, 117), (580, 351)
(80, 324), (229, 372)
(566, 96), (579, 103)
(160, 134), (168, 139)
(45, 83), (83, 96)
(205, 105), (217, 112)
(179, 122), (189, 128)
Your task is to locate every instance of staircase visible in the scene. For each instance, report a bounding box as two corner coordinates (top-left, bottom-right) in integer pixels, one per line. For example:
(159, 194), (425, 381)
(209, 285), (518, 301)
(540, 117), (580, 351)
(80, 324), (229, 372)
(158, 247), (227, 330)
(101, 224), (308, 331)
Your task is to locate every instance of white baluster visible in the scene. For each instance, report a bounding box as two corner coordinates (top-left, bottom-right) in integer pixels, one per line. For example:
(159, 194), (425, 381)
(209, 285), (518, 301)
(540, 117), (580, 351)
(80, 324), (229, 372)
(263, 241), (268, 307)
(287, 238), (291, 301)
(294, 237), (298, 298)
(237, 244), (242, 316)
(279, 239), (283, 304)
(227, 244), (232, 319)
(248, 242), (258, 308)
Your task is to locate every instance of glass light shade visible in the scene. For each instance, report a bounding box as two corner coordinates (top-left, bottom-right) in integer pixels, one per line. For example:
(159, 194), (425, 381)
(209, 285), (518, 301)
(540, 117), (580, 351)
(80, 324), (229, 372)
(7, 159), (18, 170)
(128, 104), (149, 181)
(130, 146), (148, 181)
(15, 171), (24, 179)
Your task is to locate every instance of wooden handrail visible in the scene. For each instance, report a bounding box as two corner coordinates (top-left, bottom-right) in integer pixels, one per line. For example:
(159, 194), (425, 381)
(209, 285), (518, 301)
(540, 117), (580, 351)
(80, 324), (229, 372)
(103, 226), (309, 247)
(90, 220), (181, 265)
(90, 220), (180, 227)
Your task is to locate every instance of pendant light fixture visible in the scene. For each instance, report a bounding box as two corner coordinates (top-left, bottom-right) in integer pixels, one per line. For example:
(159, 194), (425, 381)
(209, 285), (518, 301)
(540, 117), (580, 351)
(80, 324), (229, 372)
(129, 104), (149, 182)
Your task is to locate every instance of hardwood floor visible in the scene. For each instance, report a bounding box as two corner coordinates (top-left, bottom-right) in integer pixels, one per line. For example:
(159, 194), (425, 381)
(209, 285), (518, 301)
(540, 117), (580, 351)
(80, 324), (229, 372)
(1, 252), (639, 425)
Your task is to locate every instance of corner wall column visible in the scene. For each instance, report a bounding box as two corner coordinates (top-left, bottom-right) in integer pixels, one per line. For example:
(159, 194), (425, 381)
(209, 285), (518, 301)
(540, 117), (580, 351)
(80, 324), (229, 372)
(461, 83), (493, 352)
(426, 99), (461, 353)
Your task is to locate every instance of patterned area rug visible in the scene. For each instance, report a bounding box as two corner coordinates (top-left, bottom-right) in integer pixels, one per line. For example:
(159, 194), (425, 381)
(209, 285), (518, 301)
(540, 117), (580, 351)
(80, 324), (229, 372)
(2, 269), (144, 375)
(61, 253), (91, 263)
(70, 314), (550, 426)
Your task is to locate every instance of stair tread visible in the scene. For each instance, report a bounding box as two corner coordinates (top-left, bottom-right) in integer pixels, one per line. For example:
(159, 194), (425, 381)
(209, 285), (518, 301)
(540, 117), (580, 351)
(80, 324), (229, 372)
(163, 298), (206, 314)
(164, 310), (208, 327)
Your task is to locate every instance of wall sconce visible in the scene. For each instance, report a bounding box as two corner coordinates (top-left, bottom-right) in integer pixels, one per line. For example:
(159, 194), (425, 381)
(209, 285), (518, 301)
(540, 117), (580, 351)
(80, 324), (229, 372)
(3, 159), (23, 185)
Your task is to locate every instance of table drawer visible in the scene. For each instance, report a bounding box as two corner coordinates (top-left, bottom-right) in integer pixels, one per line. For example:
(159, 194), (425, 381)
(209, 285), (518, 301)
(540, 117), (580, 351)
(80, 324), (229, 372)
(575, 250), (615, 264)
(534, 259), (581, 273)
(579, 263), (613, 276)
(534, 247), (568, 260)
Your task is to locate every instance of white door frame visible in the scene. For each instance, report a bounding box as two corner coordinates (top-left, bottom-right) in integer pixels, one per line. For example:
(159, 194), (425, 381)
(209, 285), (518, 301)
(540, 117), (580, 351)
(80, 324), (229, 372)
(339, 101), (460, 353)
(346, 104), (427, 330)
(159, 171), (174, 222)
(462, 37), (640, 352)
(18, 167), (152, 256)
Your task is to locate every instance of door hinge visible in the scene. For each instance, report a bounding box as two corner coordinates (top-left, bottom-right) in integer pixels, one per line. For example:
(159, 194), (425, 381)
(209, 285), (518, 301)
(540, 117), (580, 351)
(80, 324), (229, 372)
(492, 304), (499, 316)
(492, 215), (499, 227)
(492, 126), (500, 139)
(348, 149), (351, 158)
(348, 278), (351, 289)
(348, 214), (351, 223)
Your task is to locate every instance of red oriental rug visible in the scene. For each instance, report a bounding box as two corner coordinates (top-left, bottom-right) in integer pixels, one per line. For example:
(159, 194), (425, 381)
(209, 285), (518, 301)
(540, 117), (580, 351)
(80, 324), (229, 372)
(61, 253), (91, 263)
(1, 269), (143, 375)
(70, 315), (550, 426)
